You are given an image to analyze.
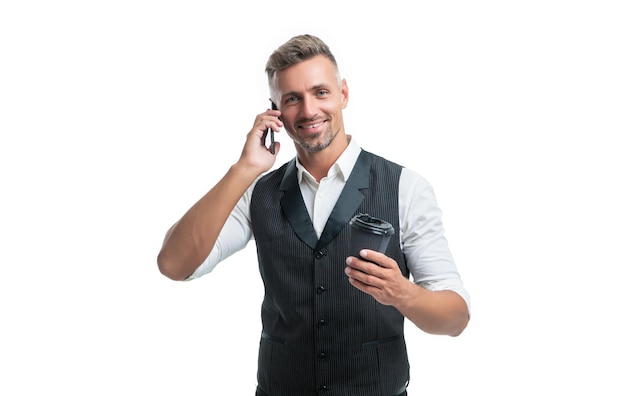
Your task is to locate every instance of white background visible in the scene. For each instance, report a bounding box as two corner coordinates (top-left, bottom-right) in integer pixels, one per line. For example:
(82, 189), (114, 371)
(1, 1), (625, 394)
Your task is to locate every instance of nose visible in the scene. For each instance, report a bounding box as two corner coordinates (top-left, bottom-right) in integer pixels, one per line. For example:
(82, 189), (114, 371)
(300, 95), (317, 119)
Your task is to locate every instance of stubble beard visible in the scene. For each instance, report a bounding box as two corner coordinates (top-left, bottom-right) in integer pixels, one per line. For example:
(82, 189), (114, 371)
(297, 124), (337, 153)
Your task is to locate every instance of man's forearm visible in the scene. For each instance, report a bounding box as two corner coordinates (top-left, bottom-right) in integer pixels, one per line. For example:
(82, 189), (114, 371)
(157, 162), (260, 280)
(395, 285), (469, 337)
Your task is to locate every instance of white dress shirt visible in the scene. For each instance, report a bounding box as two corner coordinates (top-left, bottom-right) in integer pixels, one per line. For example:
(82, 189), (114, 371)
(189, 137), (470, 311)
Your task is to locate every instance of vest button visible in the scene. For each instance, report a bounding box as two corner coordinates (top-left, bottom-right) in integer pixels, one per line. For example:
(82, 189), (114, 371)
(316, 319), (327, 328)
(314, 250), (325, 259)
(320, 385), (330, 392)
(318, 352), (328, 361)
(316, 285), (327, 294)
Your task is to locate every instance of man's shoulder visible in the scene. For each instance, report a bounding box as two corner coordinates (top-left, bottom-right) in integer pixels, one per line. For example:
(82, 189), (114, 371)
(362, 149), (405, 171)
(254, 159), (295, 193)
(361, 150), (431, 188)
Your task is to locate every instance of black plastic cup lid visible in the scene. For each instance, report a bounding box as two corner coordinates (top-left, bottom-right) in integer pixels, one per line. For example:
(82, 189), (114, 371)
(350, 213), (395, 236)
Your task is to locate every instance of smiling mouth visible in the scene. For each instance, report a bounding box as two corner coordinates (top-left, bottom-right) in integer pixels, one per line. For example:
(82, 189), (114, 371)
(298, 120), (326, 130)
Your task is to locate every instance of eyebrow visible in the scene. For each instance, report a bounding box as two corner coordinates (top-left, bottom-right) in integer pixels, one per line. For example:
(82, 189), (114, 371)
(310, 84), (332, 92)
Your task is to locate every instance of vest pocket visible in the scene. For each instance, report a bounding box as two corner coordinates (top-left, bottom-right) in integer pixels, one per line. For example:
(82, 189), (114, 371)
(361, 335), (410, 394)
(257, 333), (282, 394)
(258, 332), (314, 394)
(260, 331), (285, 345)
(361, 335), (402, 348)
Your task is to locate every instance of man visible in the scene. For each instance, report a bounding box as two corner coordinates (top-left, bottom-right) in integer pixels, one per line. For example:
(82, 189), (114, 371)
(158, 34), (470, 396)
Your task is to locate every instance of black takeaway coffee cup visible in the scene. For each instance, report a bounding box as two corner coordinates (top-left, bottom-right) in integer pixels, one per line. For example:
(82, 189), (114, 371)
(348, 213), (395, 260)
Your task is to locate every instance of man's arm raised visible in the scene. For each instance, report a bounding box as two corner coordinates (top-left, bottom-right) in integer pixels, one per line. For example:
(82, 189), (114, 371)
(157, 109), (282, 280)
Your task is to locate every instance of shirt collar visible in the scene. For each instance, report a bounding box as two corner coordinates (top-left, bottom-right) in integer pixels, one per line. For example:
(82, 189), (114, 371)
(295, 135), (362, 184)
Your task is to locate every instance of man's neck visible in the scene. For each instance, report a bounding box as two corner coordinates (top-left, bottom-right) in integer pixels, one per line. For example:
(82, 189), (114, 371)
(297, 134), (350, 182)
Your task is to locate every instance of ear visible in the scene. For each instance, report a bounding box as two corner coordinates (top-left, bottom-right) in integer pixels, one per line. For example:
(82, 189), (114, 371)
(340, 79), (349, 109)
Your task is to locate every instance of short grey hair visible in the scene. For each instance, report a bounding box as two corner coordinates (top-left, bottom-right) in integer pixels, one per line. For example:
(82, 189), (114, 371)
(266, 34), (342, 102)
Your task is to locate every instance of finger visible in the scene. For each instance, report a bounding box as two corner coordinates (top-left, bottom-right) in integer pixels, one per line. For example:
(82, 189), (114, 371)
(344, 260), (385, 288)
(345, 255), (372, 273)
(358, 249), (397, 269)
(346, 255), (384, 276)
(347, 276), (376, 293)
(268, 108), (282, 117)
(271, 141), (281, 155)
(253, 110), (282, 132)
(258, 118), (283, 139)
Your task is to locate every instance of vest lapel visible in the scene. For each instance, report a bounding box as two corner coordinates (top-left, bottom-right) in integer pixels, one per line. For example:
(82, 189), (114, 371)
(279, 152), (373, 250)
(316, 151), (372, 249)
(280, 160), (318, 249)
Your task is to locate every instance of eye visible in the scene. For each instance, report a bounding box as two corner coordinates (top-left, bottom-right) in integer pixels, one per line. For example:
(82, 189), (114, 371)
(317, 90), (329, 96)
(286, 96), (298, 103)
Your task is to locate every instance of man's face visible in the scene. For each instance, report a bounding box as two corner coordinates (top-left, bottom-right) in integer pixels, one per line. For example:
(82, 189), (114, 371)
(273, 55), (349, 153)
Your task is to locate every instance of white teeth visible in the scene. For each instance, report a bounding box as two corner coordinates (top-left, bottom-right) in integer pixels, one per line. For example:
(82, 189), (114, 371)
(302, 122), (323, 129)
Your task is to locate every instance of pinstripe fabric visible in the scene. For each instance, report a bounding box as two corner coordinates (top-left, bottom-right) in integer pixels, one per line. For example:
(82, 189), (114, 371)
(251, 151), (409, 396)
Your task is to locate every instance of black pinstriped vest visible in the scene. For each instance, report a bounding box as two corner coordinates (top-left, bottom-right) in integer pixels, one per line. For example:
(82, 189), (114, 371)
(250, 150), (409, 396)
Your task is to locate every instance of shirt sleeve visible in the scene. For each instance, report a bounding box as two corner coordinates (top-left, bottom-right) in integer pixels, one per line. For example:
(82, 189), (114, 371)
(185, 180), (256, 280)
(399, 169), (471, 313)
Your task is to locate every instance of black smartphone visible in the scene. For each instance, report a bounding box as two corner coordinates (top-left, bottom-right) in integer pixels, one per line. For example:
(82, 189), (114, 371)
(268, 102), (278, 154)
